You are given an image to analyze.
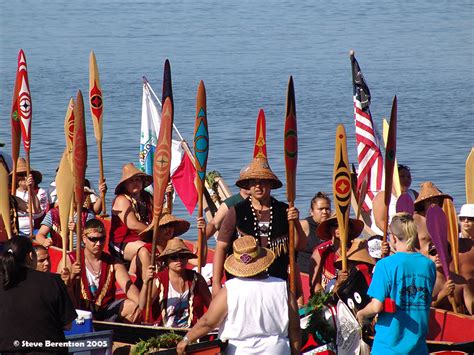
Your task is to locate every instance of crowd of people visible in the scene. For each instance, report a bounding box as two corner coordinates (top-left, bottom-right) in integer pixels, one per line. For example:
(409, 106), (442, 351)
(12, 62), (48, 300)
(1, 151), (473, 354)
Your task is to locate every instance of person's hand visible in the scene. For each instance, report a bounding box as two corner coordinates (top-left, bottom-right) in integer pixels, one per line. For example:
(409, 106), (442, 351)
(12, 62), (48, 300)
(70, 262), (81, 279)
(196, 217), (206, 231)
(381, 241), (390, 256)
(287, 206), (299, 221)
(68, 220), (76, 231)
(356, 310), (366, 325)
(335, 270), (349, 288)
(165, 182), (174, 195)
(26, 174), (35, 188)
(42, 238), (53, 248)
(439, 279), (455, 299)
(144, 265), (156, 283)
(60, 267), (71, 286)
(176, 338), (189, 355)
(98, 181), (108, 194)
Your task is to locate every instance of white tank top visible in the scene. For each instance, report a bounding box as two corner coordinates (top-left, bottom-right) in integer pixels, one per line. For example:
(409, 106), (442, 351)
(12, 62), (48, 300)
(219, 276), (290, 354)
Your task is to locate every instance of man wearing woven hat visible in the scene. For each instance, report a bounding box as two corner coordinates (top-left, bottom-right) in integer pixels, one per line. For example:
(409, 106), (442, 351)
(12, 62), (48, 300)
(459, 204), (474, 239)
(413, 181), (453, 255)
(176, 235), (301, 355)
(212, 157), (305, 297)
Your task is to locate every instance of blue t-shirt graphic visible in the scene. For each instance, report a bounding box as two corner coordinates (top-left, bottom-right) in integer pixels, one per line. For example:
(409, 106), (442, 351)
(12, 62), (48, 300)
(368, 252), (436, 355)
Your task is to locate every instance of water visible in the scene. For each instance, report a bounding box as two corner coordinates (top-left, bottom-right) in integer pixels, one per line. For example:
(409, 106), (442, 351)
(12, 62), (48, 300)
(1, 0), (473, 241)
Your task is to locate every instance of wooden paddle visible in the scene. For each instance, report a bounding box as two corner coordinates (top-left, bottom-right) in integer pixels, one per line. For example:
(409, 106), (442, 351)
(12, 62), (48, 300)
(73, 91), (87, 261)
(16, 50), (34, 237)
(443, 199), (459, 275)
(89, 51), (107, 216)
(64, 98), (75, 251)
(426, 205), (458, 313)
(0, 164), (12, 239)
(333, 124), (351, 272)
(396, 192), (414, 215)
(162, 59), (174, 212)
(382, 117), (401, 197)
(382, 96), (397, 254)
(254, 109), (267, 159)
(466, 148), (474, 203)
(10, 50), (24, 195)
(284, 76), (298, 293)
(194, 81), (209, 273)
(356, 177), (368, 220)
(145, 97), (173, 323)
(56, 150), (74, 269)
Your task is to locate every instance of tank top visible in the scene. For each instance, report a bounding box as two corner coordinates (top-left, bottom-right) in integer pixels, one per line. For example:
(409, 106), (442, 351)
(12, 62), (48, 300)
(297, 216), (322, 274)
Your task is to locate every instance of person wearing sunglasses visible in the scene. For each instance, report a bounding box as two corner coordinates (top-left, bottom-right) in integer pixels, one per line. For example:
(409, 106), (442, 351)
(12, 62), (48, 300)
(141, 238), (211, 327)
(63, 219), (144, 323)
(459, 204), (474, 239)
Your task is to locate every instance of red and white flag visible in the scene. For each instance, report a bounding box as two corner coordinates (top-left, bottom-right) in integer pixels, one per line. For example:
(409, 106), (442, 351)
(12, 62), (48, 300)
(350, 53), (384, 211)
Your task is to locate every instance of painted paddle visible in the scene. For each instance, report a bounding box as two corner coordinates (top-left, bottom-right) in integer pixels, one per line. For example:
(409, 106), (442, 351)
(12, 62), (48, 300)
(333, 124), (351, 272)
(466, 148), (474, 203)
(443, 199), (459, 275)
(382, 118), (401, 197)
(396, 192), (415, 215)
(194, 81), (209, 273)
(10, 50), (24, 195)
(145, 97), (173, 323)
(73, 91), (87, 261)
(356, 177), (368, 220)
(56, 150), (74, 269)
(382, 96), (397, 254)
(284, 76), (298, 293)
(254, 109), (267, 159)
(16, 50), (34, 236)
(64, 98), (75, 251)
(426, 205), (458, 312)
(89, 51), (107, 216)
(0, 164), (12, 239)
(162, 59), (174, 212)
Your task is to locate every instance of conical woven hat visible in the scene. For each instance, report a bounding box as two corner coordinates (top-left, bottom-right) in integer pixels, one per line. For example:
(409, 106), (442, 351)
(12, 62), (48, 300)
(156, 238), (197, 261)
(414, 181), (452, 208)
(9, 157), (42, 184)
(159, 212), (190, 237)
(115, 163), (153, 195)
(235, 157), (282, 189)
(334, 238), (375, 269)
(316, 213), (364, 241)
(224, 235), (275, 278)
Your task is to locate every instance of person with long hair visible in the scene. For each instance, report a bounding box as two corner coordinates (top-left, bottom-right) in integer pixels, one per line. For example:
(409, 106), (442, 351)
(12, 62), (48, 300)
(357, 212), (436, 354)
(0, 236), (76, 353)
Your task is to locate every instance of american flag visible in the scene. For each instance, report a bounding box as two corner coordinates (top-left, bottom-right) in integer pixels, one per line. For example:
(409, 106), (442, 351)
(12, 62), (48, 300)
(350, 53), (384, 211)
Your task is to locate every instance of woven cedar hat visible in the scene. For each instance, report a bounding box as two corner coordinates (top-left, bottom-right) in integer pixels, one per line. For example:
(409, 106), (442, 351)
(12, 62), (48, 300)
(9, 157), (42, 184)
(334, 238), (376, 269)
(413, 181), (452, 208)
(156, 238), (197, 261)
(316, 213), (364, 241)
(159, 211), (190, 237)
(115, 163), (153, 195)
(224, 235), (275, 278)
(235, 157), (282, 190)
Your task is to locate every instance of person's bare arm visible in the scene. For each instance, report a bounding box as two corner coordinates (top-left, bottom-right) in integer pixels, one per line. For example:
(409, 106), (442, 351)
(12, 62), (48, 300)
(356, 298), (384, 325)
(288, 207), (306, 251)
(212, 240), (229, 298)
(35, 225), (53, 247)
(205, 203), (229, 239)
(112, 195), (148, 233)
(138, 265), (158, 310)
(300, 219), (310, 237)
(288, 289), (301, 355)
(115, 261), (140, 304)
(310, 248), (323, 293)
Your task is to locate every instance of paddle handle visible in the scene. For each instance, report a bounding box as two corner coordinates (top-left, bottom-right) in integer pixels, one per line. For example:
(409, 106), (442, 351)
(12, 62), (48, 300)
(75, 201), (83, 261)
(166, 191), (173, 214)
(197, 183), (204, 273)
(11, 162), (17, 196)
(145, 217), (160, 323)
(381, 212), (389, 258)
(97, 140), (108, 217)
(68, 199), (74, 252)
(25, 152), (34, 238)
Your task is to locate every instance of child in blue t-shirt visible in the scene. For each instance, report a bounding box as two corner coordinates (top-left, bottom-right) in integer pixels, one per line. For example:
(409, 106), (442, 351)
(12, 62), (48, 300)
(356, 212), (436, 355)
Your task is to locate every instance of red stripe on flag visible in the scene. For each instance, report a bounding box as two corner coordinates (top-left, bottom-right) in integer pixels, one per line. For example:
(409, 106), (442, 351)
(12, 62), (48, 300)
(171, 153), (198, 215)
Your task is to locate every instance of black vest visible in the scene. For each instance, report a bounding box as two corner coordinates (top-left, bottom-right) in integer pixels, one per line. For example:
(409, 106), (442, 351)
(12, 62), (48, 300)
(232, 197), (290, 281)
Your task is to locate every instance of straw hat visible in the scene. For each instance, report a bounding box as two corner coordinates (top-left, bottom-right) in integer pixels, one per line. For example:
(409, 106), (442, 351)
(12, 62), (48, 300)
(9, 157), (42, 184)
(235, 157), (282, 189)
(114, 163), (153, 195)
(413, 181), (452, 208)
(316, 213), (364, 241)
(459, 204), (474, 218)
(157, 238), (197, 261)
(224, 235), (275, 278)
(334, 238), (376, 269)
(159, 212), (190, 237)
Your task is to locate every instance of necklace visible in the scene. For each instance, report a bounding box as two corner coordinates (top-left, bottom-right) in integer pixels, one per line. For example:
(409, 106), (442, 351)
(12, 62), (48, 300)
(249, 196), (273, 239)
(85, 257), (101, 279)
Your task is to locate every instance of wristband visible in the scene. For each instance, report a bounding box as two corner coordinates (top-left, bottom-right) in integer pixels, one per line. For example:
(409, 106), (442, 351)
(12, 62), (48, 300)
(183, 335), (191, 344)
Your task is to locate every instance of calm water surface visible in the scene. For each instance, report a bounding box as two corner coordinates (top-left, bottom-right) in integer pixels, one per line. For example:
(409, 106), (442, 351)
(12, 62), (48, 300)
(1, 0), (473, 241)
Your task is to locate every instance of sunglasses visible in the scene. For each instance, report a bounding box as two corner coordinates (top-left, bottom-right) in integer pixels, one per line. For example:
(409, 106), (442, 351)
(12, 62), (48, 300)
(428, 245), (437, 256)
(460, 216), (474, 222)
(87, 236), (106, 244)
(168, 253), (189, 261)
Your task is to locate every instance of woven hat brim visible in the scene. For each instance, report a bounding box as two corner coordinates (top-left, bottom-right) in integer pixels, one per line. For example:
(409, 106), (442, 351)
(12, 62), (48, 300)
(414, 193), (452, 207)
(114, 173), (153, 195)
(334, 248), (376, 269)
(224, 248), (275, 278)
(9, 169), (43, 185)
(162, 220), (191, 237)
(157, 249), (197, 261)
(317, 217), (364, 241)
(235, 177), (282, 190)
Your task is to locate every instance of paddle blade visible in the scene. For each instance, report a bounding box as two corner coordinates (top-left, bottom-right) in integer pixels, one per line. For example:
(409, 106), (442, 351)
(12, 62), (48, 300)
(64, 98), (75, 169)
(383, 118), (401, 197)
(333, 124), (351, 270)
(89, 50), (104, 142)
(0, 164), (12, 239)
(56, 151), (74, 247)
(193, 81), (209, 199)
(284, 76), (297, 203)
(153, 97), (173, 217)
(466, 148), (474, 203)
(16, 50), (33, 153)
(162, 59), (174, 114)
(442, 199), (459, 274)
(254, 109), (267, 159)
(396, 192), (414, 215)
(426, 205), (451, 279)
(72, 91), (87, 209)
(384, 96), (397, 207)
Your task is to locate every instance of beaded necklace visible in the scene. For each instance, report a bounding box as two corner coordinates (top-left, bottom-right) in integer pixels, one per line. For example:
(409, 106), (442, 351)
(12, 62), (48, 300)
(249, 196), (273, 240)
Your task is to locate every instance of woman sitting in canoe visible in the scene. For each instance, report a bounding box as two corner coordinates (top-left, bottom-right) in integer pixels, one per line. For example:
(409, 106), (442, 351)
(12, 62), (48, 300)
(141, 238), (211, 327)
(310, 213), (364, 294)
